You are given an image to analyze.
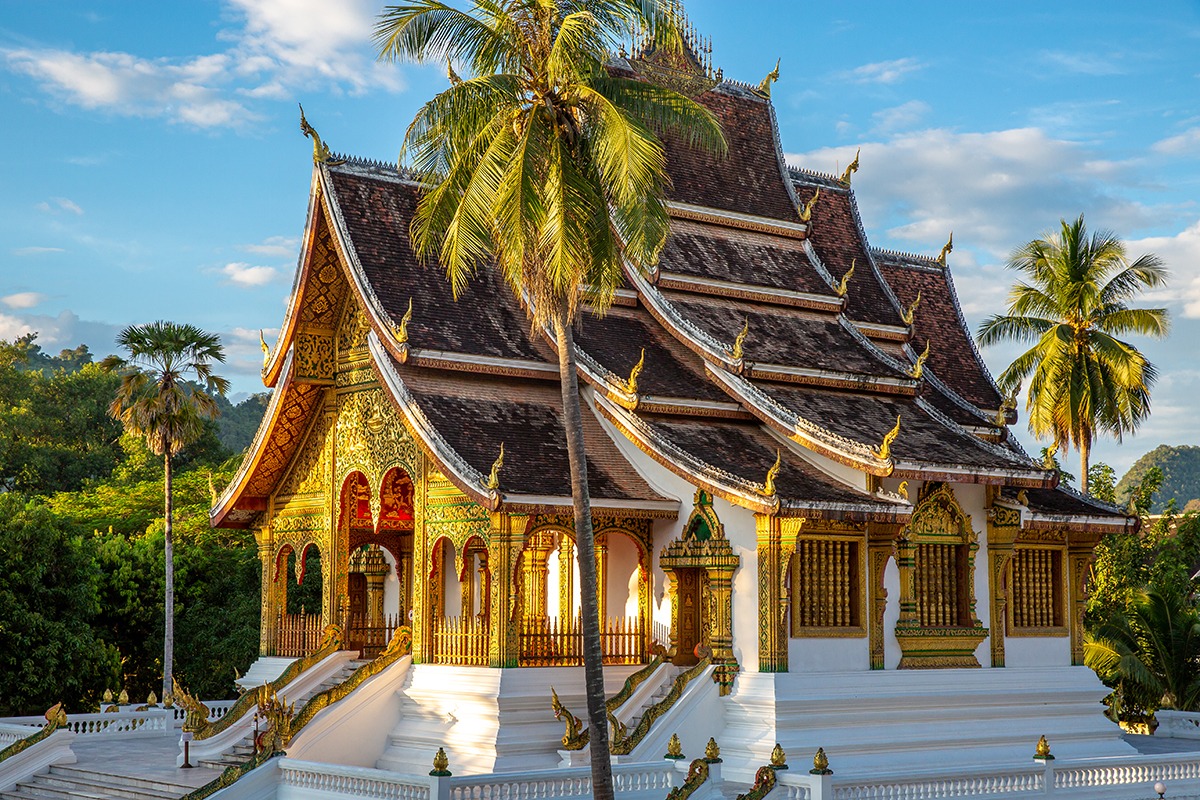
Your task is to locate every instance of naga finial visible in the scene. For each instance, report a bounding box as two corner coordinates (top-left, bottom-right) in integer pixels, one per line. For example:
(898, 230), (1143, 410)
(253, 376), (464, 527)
(259, 330), (270, 367)
(763, 449), (782, 497)
(909, 340), (930, 380)
(877, 415), (901, 460)
(625, 348), (645, 394)
(900, 290), (921, 326)
(995, 384), (1019, 427)
(1043, 442), (1059, 470)
(486, 443), (505, 491)
(839, 148), (860, 185)
(396, 298), (413, 345)
(757, 58), (781, 97)
(299, 103), (345, 166)
(447, 59), (462, 86)
(799, 188), (820, 223)
(43, 702), (67, 729)
(897, 480), (909, 500)
(550, 687), (588, 750)
(732, 317), (749, 360)
(836, 259), (855, 298)
(936, 232), (953, 266)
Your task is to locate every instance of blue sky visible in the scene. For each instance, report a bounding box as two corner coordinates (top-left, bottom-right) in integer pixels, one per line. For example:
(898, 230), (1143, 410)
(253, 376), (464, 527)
(1, 1), (1198, 479)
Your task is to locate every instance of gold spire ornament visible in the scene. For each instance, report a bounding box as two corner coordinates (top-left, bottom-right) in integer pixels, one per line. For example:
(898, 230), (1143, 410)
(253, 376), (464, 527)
(877, 415), (902, 460)
(147, 691), (157, 706)
(486, 443), (505, 491)
(625, 348), (645, 394)
(1034, 735), (1054, 761)
(259, 330), (270, 367)
(835, 259), (855, 297)
(118, 689), (129, 705)
(799, 188), (820, 223)
(298, 104), (346, 166)
(763, 450), (782, 497)
(757, 58), (781, 97)
(704, 737), (722, 763)
(810, 747), (832, 775)
(395, 298), (413, 345)
(732, 318), (749, 360)
(839, 148), (860, 185)
(897, 480), (909, 501)
(908, 341), (930, 380)
(900, 290), (921, 326)
(666, 733), (685, 759)
(770, 743), (788, 770)
(102, 689), (113, 704)
(936, 232), (953, 266)
(430, 747), (452, 776)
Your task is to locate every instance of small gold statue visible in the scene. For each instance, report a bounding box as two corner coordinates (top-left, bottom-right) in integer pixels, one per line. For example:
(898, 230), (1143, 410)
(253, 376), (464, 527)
(770, 742), (788, 770)
(810, 747), (832, 775)
(704, 737), (722, 763)
(1034, 735), (1054, 760)
(665, 733), (685, 759)
(430, 747), (452, 776)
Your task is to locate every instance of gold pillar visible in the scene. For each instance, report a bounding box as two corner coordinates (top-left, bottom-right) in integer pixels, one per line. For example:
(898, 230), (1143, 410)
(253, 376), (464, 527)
(478, 552), (491, 623)
(986, 504), (1021, 668)
(259, 538), (277, 656)
(523, 532), (554, 619)
(461, 551), (475, 620)
(558, 538), (575, 619)
(706, 564), (737, 693)
(1068, 540), (1097, 666)
(755, 514), (803, 672)
(488, 512), (527, 668)
(664, 569), (681, 660)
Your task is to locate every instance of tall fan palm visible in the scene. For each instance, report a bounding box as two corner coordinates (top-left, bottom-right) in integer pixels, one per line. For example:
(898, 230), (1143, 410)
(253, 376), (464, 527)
(977, 215), (1168, 494)
(101, 322), (229, 700)
(1085, 587), (1200, 713)
(376, 2), (724, 795)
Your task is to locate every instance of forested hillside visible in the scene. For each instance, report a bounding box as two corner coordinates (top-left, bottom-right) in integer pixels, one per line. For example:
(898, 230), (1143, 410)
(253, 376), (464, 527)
(1116, 445), (1200, 513)
(0, 335), (267, 715)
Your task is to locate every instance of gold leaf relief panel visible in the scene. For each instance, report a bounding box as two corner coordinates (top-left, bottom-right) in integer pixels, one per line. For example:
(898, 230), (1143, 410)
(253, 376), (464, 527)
(277, 409), (332, 499)
(335, 387), (420, 488)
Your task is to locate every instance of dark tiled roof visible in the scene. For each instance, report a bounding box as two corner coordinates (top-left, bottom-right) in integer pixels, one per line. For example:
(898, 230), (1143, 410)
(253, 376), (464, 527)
(1019, 487), (1129, 519)
(791, 181), (904, 327)
(663, 291), (907, 378)
(662, 87), (798, 222)
(392, 360), (665, 503)
(874, 252), (1004, 411)
(574, 307), (730, 402)
(757, 382), (1032, 471)
(325, 167), (553, 363)
(659, 218), (835, 296)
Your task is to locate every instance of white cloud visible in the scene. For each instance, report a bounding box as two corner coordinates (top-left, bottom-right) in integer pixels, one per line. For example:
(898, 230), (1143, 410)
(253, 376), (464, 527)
(11, 246), (65, 256)
(2, 292), (48, 310)
(0, 309), (120, 354)
(1039, 51), (1124, 76)
(1154, 126), (1200, 156)
(221, 261), (282, 286)
(871, 100), (930, 134)
(1128, 219), (1200, 319)
(840, 58), (925, 85)
(240, 235), (299, 258)
(35, 197), (83, 215)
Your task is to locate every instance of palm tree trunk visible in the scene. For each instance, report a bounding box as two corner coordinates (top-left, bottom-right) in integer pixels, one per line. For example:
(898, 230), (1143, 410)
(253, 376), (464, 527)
(163, 450), (175, 702)
(1080, 436), (1091, 496)
(551, 306), (614, 800)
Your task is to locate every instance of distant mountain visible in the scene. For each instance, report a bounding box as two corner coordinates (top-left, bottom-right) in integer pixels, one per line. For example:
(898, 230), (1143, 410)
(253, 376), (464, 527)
(215, 393), (270, 454)
(1116, 445), (1200, 513)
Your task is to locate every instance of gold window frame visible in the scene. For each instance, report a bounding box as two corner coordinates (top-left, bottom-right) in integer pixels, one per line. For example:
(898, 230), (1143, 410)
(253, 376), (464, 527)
(789, 532), (867, 638)
(1006, 544), (1068, 637)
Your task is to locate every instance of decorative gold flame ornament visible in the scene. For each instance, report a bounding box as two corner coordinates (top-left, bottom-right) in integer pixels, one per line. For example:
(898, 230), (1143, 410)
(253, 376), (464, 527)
(626, 348), (645, 395)
(936, 232), (953, 266)
(117, 689), (129, 705)
(666, 733), (685, 759)
(1017, 489), (1029, 507)
(147, 691), (157, 706)
(396, 298), (414, 345)
(259, 330), (270, 368)
(900, 290), (921, 326)
(430, 747), (452, 776)
(1043, 442), (1059, 470)
(102, 689), (113, 704)
(162, 692), (174, 709)
(799, 188), (820, 223)
(762, 450), (782, 497)
(704, 737), (722, 763)
(298, 103), (346, 166)
(486, 443), (505, 491)
(810, 747), (832, 775)
(757, 58), (780, 97)
(732, 318), (749, 360)
(835, 259), (855, 298)
(770, 742), (788, 770)
(839, 149), (860, 186)
(909, 341), (930, 380)
(897, 480), (909, 501)
(877, 415), (902, 460)
(995, 386), (1019, 427)
(1034, 735), (1054, 761)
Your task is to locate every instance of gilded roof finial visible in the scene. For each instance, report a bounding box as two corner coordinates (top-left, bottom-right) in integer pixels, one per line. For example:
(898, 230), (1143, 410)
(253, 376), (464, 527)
(936, 232), (953, 266)
(447, 59), (462, 86)
(430, 747), (452, 776)
(763, 450), (782, 497)
(1017, 489), (1030, 506)
(835, 259), (855, 298)
(396, 298), (413, 345)
(995, 384), (1019, 427)
(839, 148), (860, 186)
(897, 480), (909, 500)
(486, 443), (505, 491)
(1034, 735), (1054, 761)
(259, 330), (270, 367)
(1043, 442), (1058, 470)
(666, 733), (685, 759)
(900, 290), (921, 326)
(704, 737), (722, 763)
(732, 317), (749, 360)
(757, 58), (780, 97)
(810, 747), (832, 775)
(877, 415), (901, 460)
(625, 348), (645, 394)
(799, 188), (820, 223)
(770, 743), (788, 770)
(299, 103), (346, 166)
(909, 340), (930, 380)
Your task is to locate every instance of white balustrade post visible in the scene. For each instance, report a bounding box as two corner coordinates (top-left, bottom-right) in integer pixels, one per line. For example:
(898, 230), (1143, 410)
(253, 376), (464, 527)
(429, 774), (451, 800)
(811, 773), (832, 800)
(1043, 760), (1056, 796)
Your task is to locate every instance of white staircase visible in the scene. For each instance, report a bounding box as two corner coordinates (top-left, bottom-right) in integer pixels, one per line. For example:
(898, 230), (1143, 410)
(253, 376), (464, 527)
(2, 764), (200, 800)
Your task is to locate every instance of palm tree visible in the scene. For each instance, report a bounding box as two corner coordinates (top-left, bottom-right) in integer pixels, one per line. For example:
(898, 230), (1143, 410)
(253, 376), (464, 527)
(1085, 587), (1200, 713)
(977, 215), (1169, 494)
(375, 2), (725, 795)
(101, 322), (229, 701)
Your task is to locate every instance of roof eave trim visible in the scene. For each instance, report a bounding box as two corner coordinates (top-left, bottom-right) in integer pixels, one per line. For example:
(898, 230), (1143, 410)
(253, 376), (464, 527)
(502, 494), (679, 518)
(665, 200), (808, 239)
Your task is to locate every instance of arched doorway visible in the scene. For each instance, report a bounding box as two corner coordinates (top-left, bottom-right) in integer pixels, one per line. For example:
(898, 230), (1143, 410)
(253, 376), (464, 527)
(274, 542), (324, 656)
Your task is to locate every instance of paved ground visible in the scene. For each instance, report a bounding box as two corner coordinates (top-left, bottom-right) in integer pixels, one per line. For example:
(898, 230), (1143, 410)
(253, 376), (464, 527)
(69, 735), (224, 789)
(1123, 733), (1200, 755)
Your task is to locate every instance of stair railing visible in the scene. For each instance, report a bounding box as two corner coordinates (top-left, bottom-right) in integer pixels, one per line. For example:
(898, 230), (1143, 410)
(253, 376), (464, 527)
(609, 657), (712, 755)
(552, 654), (664, 751)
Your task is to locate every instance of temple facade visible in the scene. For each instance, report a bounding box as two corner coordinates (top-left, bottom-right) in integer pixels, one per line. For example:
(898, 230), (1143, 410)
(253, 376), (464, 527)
(211, 40), (1134, 772)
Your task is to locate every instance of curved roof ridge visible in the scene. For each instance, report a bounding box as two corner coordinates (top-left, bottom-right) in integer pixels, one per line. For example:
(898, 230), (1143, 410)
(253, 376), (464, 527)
(872, 246), (942, 268)
(1044, 480), (1127, 516)
(841, 183), (910, 324)
(924, 253), (1008, 406)
(788, 165), (845, 186)
(764, 100), (805, 222)
(910, 395), (1045, 477)
(327, 153), (420, 180)
(920, 368), (998, 425)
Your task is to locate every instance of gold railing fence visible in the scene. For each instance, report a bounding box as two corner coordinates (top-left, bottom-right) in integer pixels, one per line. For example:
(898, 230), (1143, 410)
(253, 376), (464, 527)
(518, 615), (645, 667)
(916, 543), (960, 627)
(345, 612), (405, 659)
(276, 613), (324, 657)
(431, 616), (490, 666)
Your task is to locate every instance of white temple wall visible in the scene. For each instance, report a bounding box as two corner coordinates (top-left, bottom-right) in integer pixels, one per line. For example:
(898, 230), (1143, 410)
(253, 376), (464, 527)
(883, 555), (902, 669)
(955, 482), (993, 668)
(719, 496), (760, 671)
(441, 539), (463, 617)
(605, 533), (640, 619)
(788, 636), (869, 672)
(381, 546), (400, 616)
(1004, 635), (1070, 667)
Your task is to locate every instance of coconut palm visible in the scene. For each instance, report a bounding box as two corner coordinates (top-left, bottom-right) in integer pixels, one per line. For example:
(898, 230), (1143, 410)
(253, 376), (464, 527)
(977, 215), (1169, 494)
(375, 2), (724, 795)
(1085, 587), (1200, 713)
(101, 322), (229, 701)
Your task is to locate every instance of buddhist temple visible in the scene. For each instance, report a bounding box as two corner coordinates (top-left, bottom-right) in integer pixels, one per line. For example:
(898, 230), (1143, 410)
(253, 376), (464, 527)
(209, 32), (1137, 780)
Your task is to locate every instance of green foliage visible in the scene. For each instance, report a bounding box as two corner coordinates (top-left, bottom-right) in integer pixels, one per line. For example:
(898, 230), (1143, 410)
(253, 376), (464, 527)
(286, 549), (324, 616)
(1089, 462), (1117, 504)
(1116, 445), (1200, 514)
(215, 393), (271, 453)
(0, 493), (121, 715)
(1039, 446), (1076, 486)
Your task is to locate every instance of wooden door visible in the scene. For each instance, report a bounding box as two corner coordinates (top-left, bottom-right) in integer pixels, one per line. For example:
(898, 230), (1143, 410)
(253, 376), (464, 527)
(674, 567), (703, 666)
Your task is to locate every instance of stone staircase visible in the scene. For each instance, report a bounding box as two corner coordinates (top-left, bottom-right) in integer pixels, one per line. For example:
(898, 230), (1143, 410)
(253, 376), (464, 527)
(620, 664), (682, 727)
(3, 764), (202, 800)
(197, 657), (371, 770)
